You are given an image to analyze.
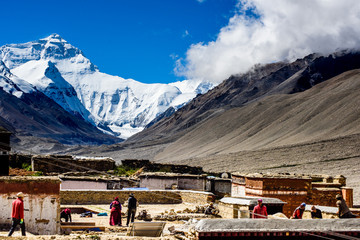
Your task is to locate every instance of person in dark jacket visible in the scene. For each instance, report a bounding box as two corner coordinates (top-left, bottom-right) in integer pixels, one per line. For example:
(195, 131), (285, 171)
(311, 205), (322, 219)
(60, 208), (72, 222)
(336, 194), (357, 218)
(8, 192), (26, 237)
(109, 196), (122, 226)
(126, 193), (137, 226)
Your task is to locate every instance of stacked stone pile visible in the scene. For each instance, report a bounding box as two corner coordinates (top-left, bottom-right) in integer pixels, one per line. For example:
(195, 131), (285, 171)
(154, 205), (221, 221)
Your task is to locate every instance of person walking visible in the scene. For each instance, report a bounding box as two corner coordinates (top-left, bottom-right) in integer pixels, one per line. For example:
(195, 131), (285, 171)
(60, 208), (72, 222)
(291, 203), (306, 219)
(8, 192), (26, 237)
(109, 196), (122, 226)
(336, 194), (357, 218)
(252, 199), (268, 218)
(311, 205), (322, 219)
(126, 193), (137, 226)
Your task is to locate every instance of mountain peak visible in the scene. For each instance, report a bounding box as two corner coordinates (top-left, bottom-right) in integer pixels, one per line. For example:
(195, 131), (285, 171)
(41, 33), (67, 43)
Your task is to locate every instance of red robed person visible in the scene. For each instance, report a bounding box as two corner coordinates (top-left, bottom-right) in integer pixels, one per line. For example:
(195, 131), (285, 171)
(252, 199), (268, 218)
(109, 196), (122, 226)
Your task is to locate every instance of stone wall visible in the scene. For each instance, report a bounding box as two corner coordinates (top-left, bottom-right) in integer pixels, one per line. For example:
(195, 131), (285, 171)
(60, 190), (214, 205)
(9, 154), (32, 169)
(206, 178), (232, 197)
(32, 155), (115, 174)
(218, 203), (250, 219)
(178, 191), (215, 204)
(121, 159), (204, 174)
(0, 176), (61, 235)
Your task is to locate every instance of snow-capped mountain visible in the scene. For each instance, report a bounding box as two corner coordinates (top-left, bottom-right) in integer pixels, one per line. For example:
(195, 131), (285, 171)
(0, 60), (35, 98)
(0, 34), (213, 138)
(0, 60), (120, 145)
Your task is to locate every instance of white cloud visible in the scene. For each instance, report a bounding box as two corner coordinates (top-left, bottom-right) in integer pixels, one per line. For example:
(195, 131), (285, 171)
(182, 30), (190, 38)
(176, 0), (360, 84)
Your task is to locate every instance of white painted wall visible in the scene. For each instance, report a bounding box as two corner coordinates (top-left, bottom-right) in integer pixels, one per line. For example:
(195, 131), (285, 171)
(60, 180), (108, 190)
(140, 177), (206, 190)
(140, 178), (178, 190)
(0, 193), (60, 235)
(232, 184), (246, 197)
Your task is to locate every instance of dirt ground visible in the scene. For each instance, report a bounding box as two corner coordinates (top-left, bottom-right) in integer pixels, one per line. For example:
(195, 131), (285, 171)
(0, 203), (201, 239)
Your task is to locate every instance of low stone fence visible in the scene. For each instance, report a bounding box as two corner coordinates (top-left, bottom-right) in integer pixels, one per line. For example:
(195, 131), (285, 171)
(60, 190), (214, 205)
(178, 190), (215, 204)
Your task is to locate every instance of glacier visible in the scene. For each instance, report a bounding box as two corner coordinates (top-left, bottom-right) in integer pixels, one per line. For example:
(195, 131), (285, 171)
(0, 34), (213, 139)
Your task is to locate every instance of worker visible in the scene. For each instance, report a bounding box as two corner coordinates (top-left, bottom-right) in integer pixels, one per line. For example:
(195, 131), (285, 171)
(8, 192), (26, 237)
(126, 193), (137, 226)
(204, 202), (217, 215)
(291, 203), (306, 219)
(60, 208), (72, 222)
(252, 199), (268, 218)
(336, 194), (357, 218)
(311, 205), (322, 219)
(109, 196), (122, 226)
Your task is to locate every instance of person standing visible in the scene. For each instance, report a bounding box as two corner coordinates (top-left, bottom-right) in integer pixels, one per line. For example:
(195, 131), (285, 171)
(60, 208), (72, 222)
(109, 196), (122, 226)
(336, 194), (357, 218)
(8, 192), (26, 237)
(311, 205), (322, 219)
(126, 193), (137, 226)
(291, 203), (306, 219)
(252, 199), (268, 218)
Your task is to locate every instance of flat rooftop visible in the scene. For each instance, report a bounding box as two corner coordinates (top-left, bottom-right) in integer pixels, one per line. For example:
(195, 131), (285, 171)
(196, 219), (360, 232)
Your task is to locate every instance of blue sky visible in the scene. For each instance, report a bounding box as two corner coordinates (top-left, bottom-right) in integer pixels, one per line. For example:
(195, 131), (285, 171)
(1, 0), (237, 84)
(2, 0), (360, 85)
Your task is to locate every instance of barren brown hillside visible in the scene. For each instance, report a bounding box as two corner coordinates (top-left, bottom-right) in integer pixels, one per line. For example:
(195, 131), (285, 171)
(154, 69), (360, 162)
(151, 69), (360, 203)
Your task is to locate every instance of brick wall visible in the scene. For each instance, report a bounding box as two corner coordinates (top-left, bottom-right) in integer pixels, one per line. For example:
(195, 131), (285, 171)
(60, 190), (214, 205)
(244, 177), (312, 217)
(231, 174), (351, 218)
(311, 188), (341, 207)
(0, 177), (61, 235)
(342, 187), (353, 208)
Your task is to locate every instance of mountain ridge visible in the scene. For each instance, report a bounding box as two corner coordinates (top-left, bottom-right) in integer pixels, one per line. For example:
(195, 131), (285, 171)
(127, 50), (360, 145)
(0, 34), (213, 139)
(153, 68), (360, 162)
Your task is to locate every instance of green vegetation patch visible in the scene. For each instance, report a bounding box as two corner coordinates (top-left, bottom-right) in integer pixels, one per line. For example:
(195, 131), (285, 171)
(113, 165), (140, 176)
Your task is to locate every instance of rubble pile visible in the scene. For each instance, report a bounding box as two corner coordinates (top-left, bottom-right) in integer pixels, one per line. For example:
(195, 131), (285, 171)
(136, 210), (152, 221)
(154, 206), (221, 221)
